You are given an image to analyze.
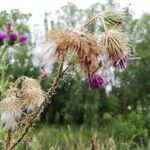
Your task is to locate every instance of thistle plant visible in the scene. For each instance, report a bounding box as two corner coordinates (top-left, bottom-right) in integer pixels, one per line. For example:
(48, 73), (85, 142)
(0, 9), (131, 149)
(0, 22), (28, 96)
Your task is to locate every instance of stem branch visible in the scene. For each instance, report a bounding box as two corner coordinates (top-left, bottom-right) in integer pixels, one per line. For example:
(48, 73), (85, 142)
(10, 58), (65, 150)
(5, 129), (12, 150)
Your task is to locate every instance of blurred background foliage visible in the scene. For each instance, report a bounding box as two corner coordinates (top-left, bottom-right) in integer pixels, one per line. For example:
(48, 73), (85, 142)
(0, 0), (150, 149)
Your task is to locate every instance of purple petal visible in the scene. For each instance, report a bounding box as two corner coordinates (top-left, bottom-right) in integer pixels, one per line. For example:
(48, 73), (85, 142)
(88, 74), (105, 89)
(9, 32), (18, 41)
(113, 55), (128, 70)
(0, 31), (7, 41)
(18, 34), (28, 43)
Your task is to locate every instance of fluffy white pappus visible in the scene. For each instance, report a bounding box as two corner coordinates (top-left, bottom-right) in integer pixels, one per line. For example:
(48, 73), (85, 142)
(23, 88), (45, 113)
(1, 111), (20, 129)
(0, 97), (22, 129)
(26, 98), (43, 113)
(31, 41), (57, 73)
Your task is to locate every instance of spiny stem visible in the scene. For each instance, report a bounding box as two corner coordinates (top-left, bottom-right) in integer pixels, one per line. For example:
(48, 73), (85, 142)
(81, 14), (107, 32)
(47, 58), (64, 98)
(9, 58), (66, 150)
(100, 16), (107, 31)
(81, 15), (99, 31)
(5, 129), (12, 150)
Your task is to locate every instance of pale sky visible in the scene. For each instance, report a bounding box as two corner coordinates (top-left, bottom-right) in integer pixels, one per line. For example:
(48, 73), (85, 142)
(0, 0), (149, 41)
(0, 0), (149, 24)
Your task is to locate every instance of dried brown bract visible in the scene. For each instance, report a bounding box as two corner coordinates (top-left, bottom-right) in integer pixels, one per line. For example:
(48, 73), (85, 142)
(101, 9), (124, 27)
(21, 77), (45, 112)
(48, 28), (104, 75)
(101, 29), (129, 62)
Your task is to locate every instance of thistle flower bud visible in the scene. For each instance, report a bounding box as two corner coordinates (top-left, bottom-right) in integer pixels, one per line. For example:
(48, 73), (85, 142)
(41, 70), (49, 79)
(102, 9), (124, 27)
(6, 22), (14, 34)
(88, 74), (105, 89)
(9, 32), (18, 41)
(18, 34), (28, 43)
(0, 31), (7, 46)
(113, 55), (128, 70)
(101, 29), (129, 65)
(0, 31), (7, 41)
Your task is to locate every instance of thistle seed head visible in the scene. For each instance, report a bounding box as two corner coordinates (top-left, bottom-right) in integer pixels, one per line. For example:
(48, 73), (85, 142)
(21, 77), (45, 112)
(101, 29), (129, 64)
(0, 88), (22, 129)
(48, 28), (104, 75)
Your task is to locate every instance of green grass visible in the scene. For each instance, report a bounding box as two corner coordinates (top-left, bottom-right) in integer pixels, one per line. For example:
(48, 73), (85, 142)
(18, 124), (149, 150)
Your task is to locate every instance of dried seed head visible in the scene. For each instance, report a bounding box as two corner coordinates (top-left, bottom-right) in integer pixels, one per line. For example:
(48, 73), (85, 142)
(48, 28), (104, 74)
(102, 9), (124, 27)
(23, 88), (45, 112)
(101, 29), (129, 63)
(21, 77), (45, 112)
(22, 77), (40, 89)
(0, 87), (22, 129)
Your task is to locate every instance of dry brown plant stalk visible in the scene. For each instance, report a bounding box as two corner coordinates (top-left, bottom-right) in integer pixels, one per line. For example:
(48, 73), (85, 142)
(5, 129), (12, 150)
(90, 132), (98, 150)
(9, 58), (65, 150)
(48, 28), (104, 75)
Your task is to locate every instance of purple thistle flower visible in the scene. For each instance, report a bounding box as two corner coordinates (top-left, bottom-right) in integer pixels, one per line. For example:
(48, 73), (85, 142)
(6, 22), (13, 34)
(18, 34), (28, 43)
(0, 31), (7, 41)
(88, 74), (105, 89)
(9, 32), (18, 41)
(113, 55), (128, 70)
(6, 22), (12, 29)
(41, 70), (49, 79)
